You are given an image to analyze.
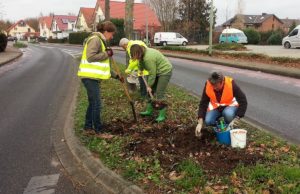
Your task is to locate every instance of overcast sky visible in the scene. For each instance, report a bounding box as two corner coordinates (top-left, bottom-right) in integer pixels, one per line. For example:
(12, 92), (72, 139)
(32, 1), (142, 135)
(1, 0), (299, 25)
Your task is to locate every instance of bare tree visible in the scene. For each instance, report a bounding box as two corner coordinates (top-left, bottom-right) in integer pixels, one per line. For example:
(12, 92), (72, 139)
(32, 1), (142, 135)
(105, 0), (110, 21)
(125, 0), (134, 39)
(232, 0), (245, 29)
(144, 0), (178, 31)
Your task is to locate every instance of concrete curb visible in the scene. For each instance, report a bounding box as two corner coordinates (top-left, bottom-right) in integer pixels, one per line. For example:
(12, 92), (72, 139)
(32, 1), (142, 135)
(62, 81), (144, 193)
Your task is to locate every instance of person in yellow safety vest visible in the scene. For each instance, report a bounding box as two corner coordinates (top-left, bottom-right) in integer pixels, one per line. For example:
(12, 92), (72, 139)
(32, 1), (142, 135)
(78, 21), (124, 134)
(119, 38), (149, 97)
(195, 71), (247, 137)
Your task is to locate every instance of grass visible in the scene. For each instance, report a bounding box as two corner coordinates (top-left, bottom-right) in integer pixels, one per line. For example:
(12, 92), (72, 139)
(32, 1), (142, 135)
(74, 63), (300, 193)
(13, 42), (28, 48)
(159, 45), (300, 65)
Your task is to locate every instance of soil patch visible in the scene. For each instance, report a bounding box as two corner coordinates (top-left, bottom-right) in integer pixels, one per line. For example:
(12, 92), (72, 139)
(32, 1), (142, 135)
(102, 119), (263, 177)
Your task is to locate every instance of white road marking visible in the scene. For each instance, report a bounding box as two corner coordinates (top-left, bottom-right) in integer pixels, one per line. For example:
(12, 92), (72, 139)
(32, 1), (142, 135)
(23, 174), (60, 194)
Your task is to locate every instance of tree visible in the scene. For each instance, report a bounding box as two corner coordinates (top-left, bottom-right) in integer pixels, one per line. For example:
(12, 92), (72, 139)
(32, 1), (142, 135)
(177, 0), (214, 43)
(232, 0), (245, 29)
(289, 21), (297, 34)
(105, 0), (110, 21)
(125, 0), (134, 39)
(144, 0), (178, 31)
(25, 18), (39, 32)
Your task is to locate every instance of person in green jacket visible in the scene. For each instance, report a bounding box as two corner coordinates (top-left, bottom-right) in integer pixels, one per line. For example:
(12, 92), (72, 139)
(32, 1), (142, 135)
(119, 38), (149, 97)
(130, 44), (173, 122)
(77, 21), (124, 134)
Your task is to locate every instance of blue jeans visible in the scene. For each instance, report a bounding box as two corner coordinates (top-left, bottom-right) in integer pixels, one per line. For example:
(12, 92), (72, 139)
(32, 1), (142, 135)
(82, 78), (102, 132)
(205, 106), (238, 126)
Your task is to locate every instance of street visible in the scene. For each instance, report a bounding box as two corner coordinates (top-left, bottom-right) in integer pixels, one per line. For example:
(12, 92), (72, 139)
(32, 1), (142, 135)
(0, 45), (84, 194)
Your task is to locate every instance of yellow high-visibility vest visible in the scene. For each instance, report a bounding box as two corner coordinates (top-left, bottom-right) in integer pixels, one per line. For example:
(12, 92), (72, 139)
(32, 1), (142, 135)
(77, 36), (111, 80)
(126, 40), (149, 76)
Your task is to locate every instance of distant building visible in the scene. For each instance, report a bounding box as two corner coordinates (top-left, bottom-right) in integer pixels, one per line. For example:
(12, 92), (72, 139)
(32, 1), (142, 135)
(75, 7), (95, 32)
(50, 15), (77, 39)
(281, 18), (300, 34)
(222, 13), (284, 32)
(92, 0), (161, 39)
(6, 20), (37, 39)
(39, 16), (53, 38)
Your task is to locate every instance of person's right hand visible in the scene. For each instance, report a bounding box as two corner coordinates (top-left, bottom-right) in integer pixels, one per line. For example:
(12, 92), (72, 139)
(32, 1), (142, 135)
(195, 118), (203, 137)
(106, 48), (114, 57)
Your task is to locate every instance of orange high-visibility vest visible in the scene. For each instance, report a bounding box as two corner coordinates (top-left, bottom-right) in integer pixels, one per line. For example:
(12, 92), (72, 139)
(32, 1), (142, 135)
(205, 76), (239, 111)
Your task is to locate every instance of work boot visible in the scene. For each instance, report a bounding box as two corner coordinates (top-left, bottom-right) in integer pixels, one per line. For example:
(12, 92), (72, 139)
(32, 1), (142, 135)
(140, 103), (153, 116)
(155, 108), (167, 122)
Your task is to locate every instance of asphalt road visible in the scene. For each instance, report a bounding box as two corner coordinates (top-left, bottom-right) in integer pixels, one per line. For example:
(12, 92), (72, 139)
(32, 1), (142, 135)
(0, 45), (85, 194)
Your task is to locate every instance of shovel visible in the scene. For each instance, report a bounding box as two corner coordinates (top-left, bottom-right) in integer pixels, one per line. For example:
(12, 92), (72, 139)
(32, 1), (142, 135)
(110, 57), (138, 122)
(141, 76), (163, 110)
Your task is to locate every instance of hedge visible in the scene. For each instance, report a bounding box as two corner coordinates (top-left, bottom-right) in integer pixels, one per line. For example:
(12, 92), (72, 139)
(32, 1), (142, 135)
(69, 32), (91, 45)
(243, 28), (261, 44)
(0, 33), (7, 52)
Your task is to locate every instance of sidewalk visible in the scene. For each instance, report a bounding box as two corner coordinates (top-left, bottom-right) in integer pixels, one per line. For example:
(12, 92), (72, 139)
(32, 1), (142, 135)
(0, 43), (23, 67)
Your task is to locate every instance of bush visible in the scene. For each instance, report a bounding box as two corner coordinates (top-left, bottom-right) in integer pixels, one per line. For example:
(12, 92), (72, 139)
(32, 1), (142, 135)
(260, 30), (273, 44)
(0, 33), (8, 52)
(267, 32), (283, 45)
(13, 42), (28, 48)
(243, 28), (261, 44)
(110, 18), (125, 46)
(48, 37), (68, 44)
(213, 43), (246, 51)
(69, 32), (91, 45)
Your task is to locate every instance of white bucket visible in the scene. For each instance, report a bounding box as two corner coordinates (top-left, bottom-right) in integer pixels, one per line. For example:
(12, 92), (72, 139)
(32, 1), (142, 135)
(230, 129), (247, 148)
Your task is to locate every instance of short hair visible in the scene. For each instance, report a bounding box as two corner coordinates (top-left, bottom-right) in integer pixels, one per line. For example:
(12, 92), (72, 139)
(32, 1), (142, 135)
(130, 44), (145, 60)
(96, 21), (116, 33)
(208, 71), (224, 85)
(119, 38), (129, 47)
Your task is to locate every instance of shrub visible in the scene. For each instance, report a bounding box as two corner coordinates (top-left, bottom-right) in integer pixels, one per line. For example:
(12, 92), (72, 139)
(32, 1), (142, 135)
(213, 43), (246, 51)
(267, 32), (283, 45)
(13, 42), (28, 48)
(69, 32), (91, 45)
(110, 18), (125, 46)
(0, 33), (8, 52)
(260, 30), (273, 44)
(48, 37), (68, 43)
(243, 28), (261, 44)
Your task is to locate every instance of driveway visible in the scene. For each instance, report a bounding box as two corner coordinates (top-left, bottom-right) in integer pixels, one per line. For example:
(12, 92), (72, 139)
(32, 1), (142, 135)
(187, 45), (300, 58)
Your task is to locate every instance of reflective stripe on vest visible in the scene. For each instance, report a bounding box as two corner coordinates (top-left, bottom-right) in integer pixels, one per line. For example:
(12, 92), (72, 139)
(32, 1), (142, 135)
(77, 36), (111, 80)
(206, 76), (239, 111)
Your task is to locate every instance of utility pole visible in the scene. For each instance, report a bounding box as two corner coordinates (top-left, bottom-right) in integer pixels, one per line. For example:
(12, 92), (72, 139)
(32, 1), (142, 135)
(209, 0), (214, 56)
(145, 1), (149, 44)
(105, 0), (110, 21)
(125, 0), (134, 39)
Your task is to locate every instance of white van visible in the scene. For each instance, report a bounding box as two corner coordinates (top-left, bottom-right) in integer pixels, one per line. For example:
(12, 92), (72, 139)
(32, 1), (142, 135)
(219, 28), (248, 44)
(154, 32), (188, 46)
(282, 25), (300, 49)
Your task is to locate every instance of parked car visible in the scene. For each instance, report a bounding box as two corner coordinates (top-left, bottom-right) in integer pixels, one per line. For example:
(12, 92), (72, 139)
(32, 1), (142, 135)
(219, 28), (248, 44)
(282, 25), (300, 49)
(154, 32), (188, 46)
(7, 36), (17, 41)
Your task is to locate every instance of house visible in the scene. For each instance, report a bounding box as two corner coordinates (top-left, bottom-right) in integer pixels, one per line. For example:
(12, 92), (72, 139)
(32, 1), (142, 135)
(50, 15), (77, 39)
(222, 13), (284, 32)
(281, 18), (300, 34)
(92, 0), (161, 39)
(6, 20), (36, 40)
(75, 7), (95, 32)
(39, 16), (53, 38)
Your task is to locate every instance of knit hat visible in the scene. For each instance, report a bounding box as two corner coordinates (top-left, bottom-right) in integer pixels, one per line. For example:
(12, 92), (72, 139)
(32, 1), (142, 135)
(208, 71), (224, 84)
(119, 38), (129, 47)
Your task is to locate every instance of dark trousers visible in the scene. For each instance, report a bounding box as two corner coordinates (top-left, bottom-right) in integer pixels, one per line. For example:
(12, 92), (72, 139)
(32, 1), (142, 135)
(138, 76), (148, 97)
(82, 78), (102, 132)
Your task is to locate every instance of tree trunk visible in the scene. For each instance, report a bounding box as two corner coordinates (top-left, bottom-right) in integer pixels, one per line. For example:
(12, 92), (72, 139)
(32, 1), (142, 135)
(105, 0), (110, 21)
(125, 0), (134, 39)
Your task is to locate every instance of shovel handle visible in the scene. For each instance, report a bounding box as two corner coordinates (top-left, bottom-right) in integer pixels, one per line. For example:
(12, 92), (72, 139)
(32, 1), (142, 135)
(141, 76), (154, 99)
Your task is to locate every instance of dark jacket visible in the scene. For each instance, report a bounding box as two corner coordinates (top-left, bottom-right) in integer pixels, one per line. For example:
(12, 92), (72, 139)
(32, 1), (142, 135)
(198, 80), (247, 119)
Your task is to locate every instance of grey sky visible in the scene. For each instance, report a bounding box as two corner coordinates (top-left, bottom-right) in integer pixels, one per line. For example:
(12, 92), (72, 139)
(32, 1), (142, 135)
(1, 0), (299, 25)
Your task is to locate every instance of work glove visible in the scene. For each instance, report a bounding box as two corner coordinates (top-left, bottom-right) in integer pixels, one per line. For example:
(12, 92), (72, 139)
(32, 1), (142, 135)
(147, 87), (152, 94)
(106, 48), (114, 57)
(228, 117), (240, 129)
(195, 118), (203, 137)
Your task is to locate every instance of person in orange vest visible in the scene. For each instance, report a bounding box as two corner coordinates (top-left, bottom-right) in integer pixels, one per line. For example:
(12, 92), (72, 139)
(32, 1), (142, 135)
(195, 71), (247, 137)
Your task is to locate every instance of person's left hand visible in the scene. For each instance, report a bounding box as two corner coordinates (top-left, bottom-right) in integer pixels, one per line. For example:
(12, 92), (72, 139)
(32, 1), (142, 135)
(228, 117), (239, 129)
(106, 48), (114, 57)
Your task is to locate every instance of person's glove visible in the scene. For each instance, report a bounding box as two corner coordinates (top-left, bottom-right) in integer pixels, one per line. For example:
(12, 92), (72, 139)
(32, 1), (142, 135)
(228, 117), (240, 129)
(106, 48), (114, 57)
(195, 118), (203, 137)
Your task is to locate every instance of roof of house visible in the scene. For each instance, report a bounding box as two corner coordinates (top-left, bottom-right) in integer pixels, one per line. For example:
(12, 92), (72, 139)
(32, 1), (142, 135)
(97, 0), (161, 30)
(39, 16), (53, 29)
(52, 15), (77, 31)
(281, 18), (300, 28)
(223, 13), (283, 26)
(6, 20), (35, 32)
(80, 7), (95, 27)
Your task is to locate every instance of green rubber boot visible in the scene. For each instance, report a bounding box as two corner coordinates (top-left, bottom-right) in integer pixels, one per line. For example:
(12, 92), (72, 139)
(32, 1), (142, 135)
(140, 103), (153, 116)
(155, 108), (167, 122)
